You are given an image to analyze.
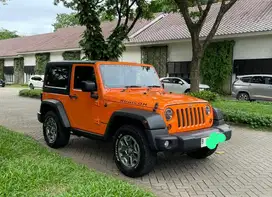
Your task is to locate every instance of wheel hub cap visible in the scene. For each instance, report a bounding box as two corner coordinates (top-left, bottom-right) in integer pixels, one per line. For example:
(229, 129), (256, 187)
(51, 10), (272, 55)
(45, 117), (57, 143)
(117, 135), (140, 168)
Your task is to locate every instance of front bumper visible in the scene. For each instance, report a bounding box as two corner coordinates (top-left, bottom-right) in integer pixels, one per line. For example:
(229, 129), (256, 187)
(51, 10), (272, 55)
(149, 124), (232, 152)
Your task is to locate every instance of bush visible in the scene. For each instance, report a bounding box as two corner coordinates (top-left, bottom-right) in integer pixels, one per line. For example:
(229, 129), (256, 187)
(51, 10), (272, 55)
(19, 89), (42, 98)
(212, 100), (272, 129)
(188, 90), (219, 102)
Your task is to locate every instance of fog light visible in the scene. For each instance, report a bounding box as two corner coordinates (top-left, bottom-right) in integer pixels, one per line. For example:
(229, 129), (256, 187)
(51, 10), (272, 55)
(164, 140), (170, 148)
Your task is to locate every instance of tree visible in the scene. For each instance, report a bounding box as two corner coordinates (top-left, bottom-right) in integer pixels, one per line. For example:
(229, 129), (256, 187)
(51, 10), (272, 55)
(52, 13), (80, 31)
(152, 0), (238, 92)
(54, 0), (154, 61)
(0, 28), (19, 40)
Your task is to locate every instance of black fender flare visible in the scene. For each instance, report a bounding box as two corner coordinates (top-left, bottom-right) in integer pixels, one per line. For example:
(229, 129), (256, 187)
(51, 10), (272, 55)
(40, 99), (71, 128)
(212, 107), (225, 126)
(104, 108), (168, 149)
(106, 108), (166, 130)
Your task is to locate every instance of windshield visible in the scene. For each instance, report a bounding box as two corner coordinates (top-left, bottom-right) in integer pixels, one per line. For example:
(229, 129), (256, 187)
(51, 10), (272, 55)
(99, 64), (162, 88)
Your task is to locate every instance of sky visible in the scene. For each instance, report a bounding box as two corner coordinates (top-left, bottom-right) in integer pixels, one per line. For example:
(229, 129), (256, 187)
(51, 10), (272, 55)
(0, 0), (73, 36)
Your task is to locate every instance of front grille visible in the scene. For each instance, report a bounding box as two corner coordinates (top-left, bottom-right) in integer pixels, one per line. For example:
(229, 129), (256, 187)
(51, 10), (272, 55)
(176, 106), (206, 128)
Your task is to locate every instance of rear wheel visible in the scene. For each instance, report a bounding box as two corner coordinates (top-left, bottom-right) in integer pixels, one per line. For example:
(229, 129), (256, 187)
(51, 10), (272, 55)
(29, 83), (34, 90)
(43, 111), (70, 148)
(187, 146), (217, 159)
(184, 89), (190, 93)
(113, 125), (157, 178)
(237, 92), (250, 101)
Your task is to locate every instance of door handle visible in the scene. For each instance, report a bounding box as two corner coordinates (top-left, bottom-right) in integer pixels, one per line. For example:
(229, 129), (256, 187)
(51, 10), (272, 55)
(69, 94), (78, 99)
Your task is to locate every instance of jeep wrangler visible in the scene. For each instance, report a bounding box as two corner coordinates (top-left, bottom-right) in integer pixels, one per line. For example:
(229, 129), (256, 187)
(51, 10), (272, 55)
(37, 60), (232, 178)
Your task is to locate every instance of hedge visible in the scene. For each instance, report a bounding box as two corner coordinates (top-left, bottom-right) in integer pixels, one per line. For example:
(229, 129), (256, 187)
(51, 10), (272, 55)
(19, 89), (42, 99)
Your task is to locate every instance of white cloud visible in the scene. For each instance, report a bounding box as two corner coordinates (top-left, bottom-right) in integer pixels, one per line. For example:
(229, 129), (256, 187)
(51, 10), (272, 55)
(0, 0), (73, 35)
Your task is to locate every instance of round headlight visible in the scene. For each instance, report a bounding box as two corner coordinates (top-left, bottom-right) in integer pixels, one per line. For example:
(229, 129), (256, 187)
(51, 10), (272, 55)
(165, 108), (173, 121)
(205, 105), (211, 115)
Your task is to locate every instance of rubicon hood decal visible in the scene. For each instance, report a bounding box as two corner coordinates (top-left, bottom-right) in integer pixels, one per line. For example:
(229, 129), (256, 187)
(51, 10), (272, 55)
(120, 99), (148, 107)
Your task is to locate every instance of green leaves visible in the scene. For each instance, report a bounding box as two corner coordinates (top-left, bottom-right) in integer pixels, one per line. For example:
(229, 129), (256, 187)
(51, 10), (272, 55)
(212, 100), (272, 129)
(0, 59), (4, 80)
(62, 51), (81, 60)
(19, 89), (42, 98)
(0, 28), (19, 40)
(200, 40), (235, 94)
(52, 13), (80, 32)
(35, 53), (50, 75)
(188, 90), (219, 102)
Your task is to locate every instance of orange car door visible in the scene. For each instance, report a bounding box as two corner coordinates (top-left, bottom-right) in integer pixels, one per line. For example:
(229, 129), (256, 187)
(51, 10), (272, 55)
(66, 64), (102, 134)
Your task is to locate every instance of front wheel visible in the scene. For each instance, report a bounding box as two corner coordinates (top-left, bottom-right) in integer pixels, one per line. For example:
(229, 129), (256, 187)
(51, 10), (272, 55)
(187, 146), (217, 159)
(113, 125), (157, 178)
(29, 83), (34, 90)
(43, 111), (70, 148)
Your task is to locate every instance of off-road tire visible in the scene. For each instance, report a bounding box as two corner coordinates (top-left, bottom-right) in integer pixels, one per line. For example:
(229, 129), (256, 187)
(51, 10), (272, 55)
(113, 125), (157, 178)
(43, 111), (70, 148)
(29, 83), (34, 90)
(187, 146), (217, 159)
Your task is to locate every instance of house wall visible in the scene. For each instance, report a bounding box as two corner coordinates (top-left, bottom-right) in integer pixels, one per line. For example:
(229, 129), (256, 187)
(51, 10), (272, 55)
(119, 46), (141, 63)
(4, 58), (14, 67)
(233, 35), (272, 60)
(168, 42), (192, 62)
(50, 52), (63, 61)
(24, 54), (36, 66)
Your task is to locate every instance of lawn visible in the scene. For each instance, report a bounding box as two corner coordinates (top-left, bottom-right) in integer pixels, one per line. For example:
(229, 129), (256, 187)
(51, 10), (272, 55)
(212, 100), (272, 129)
(0, 126), (154, 197)
(6, 84), (29, 88)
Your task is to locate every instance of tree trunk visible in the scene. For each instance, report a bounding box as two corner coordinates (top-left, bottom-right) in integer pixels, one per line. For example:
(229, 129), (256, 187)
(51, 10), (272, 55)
(190, 32), (203, 93)
(189, 54), (201, 92)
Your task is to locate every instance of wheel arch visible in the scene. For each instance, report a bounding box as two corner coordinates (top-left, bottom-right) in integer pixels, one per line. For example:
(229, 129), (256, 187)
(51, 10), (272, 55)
(40, 99), (70, 128)
(237, 91), (250, 100)
(104, 108), (167, 141)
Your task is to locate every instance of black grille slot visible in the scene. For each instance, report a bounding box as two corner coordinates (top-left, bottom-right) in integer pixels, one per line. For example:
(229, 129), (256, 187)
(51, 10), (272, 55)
(177, 109), (181, 127)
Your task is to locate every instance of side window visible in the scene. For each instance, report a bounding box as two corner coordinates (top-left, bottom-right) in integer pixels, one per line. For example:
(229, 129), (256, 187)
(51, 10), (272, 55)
(264, 77), (272, 85)
(240, 77), (251, 83)
(162, 79), (171, 83)
(251, 76), (265, 84)
(74, 66), (96, 90)
(45, 66), (69, 88)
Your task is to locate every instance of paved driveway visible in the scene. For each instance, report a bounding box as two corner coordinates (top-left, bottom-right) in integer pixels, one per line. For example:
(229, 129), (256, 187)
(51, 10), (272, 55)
(1, 87), (272, 197)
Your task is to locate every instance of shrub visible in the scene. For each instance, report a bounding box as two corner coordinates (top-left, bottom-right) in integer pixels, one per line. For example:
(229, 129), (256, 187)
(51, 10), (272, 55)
(188, 90), (220, 102)
(212, 100), (272, 129)
(19, 89), (42, 99)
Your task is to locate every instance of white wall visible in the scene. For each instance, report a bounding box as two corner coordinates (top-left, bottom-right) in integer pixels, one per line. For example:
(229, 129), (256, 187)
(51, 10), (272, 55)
(50, 52), (63, 61)
(119, 46), (141, 63)
(23, 54), (36, 66)
(233, 35), (272, 60)
(168, 42), (192, 62)
(4, 58), (14, 67)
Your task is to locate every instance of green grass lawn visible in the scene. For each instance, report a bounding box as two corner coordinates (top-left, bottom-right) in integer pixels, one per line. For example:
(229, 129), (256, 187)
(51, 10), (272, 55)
(6, 84), (29, 88)
(212, 100), (272, 129)
(0, 126), (154, 197)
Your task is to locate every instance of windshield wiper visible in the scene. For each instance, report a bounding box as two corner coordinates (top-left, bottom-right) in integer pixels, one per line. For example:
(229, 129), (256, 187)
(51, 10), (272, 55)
(124, 85), (142, 88)
(147, 85), (161, 88)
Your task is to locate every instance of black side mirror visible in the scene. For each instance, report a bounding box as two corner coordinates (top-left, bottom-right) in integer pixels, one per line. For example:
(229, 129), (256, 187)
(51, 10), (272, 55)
(81, 81), (97, 92)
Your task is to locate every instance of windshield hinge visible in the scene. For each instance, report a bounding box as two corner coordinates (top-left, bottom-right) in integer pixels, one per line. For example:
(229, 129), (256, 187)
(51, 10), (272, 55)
(153, 102), (159, 112)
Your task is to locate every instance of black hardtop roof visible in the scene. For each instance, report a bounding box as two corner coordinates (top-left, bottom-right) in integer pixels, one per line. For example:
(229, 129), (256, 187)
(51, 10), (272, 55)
(47, 60), (97, 66)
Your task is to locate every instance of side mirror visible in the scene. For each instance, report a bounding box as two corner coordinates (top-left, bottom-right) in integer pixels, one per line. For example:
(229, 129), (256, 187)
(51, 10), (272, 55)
(81, 81), (97, 92)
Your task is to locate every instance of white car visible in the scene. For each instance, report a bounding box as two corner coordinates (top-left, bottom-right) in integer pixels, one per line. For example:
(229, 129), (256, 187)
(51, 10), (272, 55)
(160, 77), (210, 94)
(28, 75), (44, 89)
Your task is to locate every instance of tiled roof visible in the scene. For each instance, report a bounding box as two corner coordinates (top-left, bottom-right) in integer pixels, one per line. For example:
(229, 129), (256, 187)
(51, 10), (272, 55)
(128, 0), (272, 43)
(0, 14), (162, 57)
(0, 0), (272, 57)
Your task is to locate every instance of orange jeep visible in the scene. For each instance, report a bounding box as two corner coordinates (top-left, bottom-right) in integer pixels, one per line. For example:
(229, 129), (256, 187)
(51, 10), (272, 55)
(37, 60), (232, 177)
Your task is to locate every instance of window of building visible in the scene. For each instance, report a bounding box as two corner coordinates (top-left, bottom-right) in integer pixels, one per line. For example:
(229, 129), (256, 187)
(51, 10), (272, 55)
(74, 66), (96, 90)
(45, 66), (69, 88)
